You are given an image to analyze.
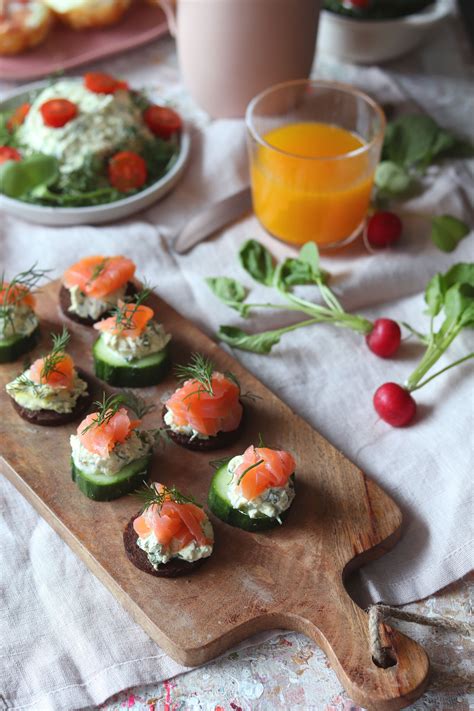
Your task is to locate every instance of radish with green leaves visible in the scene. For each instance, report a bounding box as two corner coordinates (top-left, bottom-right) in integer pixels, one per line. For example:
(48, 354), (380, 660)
(206, 240), (401, 358)
(374, 263), (474, 426)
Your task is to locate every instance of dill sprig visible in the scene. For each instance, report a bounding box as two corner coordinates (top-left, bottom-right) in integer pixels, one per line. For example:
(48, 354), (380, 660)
(80, 392), (126, 434)
(134, 481), (199, 513)
(0, 264), (51, 332)
(40, 327), (71, 380)
(209, 455), (233, 470)
(237, 459), (264, 485)
(175, 353), (215, 395)
(110, 287), (152, 333)
(86, 258), (109, 286)
(122, 389), (155, 419)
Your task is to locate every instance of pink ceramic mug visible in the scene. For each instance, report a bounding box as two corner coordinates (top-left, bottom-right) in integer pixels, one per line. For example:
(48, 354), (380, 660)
(158, 0), (321, 118)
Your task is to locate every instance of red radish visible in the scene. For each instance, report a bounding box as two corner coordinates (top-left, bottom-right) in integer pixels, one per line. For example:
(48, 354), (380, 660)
(367, 211), (402, 248)
(373, 383), (416, 427)
(40, 99), (78, 128)
(344, 0), (370, 7)
(0, 146), (21, 164)
(366, 318), (401, 358)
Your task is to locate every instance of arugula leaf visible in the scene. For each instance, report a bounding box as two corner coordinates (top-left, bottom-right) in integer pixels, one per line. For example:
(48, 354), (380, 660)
(217, 325), (283, 353)
(0, 155), (58, 198)
(430, 215), (470, 253)
(239, 240), (275, 285)
(206, 277), (250, 316)
(374, 161), (413, 197)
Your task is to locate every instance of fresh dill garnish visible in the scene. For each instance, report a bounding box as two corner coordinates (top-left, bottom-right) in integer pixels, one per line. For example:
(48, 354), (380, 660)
(175, 353), (215, 395)
(111, 287), (152, 333)
(0, 264), (51, 333)
(223, 370), (241, 392)
(134, 481), (199, 513)
(257, 432), (265, 448)
(87, 258), (109, 285)
(40, 327), (70, 380)
(209, 455), (233, 470)
(80, 392), (126, 434)
(237, 459), (264, 485)
(7, 371), (36, 392)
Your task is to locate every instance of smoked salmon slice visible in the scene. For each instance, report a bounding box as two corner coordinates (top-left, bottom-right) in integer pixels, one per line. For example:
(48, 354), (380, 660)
(94, 301), (154, 339)
(235, 446), (295, 501)
(0, 283), (35, 309)
(78, 407), (139, 458)
(133, 484), (211, 549)
(165, 372), (242, 437)
(29, 352), (75, 388)
(63, 256), (135, 299)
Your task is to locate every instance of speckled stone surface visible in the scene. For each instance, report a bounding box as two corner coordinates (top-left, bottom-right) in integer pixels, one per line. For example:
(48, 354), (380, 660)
(96, 574), (473, 711)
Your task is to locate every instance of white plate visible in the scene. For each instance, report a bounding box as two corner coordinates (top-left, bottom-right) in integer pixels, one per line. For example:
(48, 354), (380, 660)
(0, 80), (191, 226)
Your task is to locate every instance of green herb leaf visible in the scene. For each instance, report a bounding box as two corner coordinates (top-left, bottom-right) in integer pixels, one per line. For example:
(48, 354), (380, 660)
(299, 242), (320, 273)
(424, 273), (445, 317)
(0, 154), (58, 198)
(430, 215), (470, 253)
(239, 240), (275, 286)
(444, 263), (474, 290)
(374, 161), (413, 197)
(218, 325), (284, 354)
(175, 353), (215, 395)
(205, 277), (250, 316)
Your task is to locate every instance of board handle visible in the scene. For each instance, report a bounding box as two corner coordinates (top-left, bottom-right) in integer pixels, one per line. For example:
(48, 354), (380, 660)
(287, 580), (430, 711)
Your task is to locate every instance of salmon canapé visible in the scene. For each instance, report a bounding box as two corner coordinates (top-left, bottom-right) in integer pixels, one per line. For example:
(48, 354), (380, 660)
(133, 485), (211, 551)
(235, 445), (295, 500)
(94, 301), (154, 339)
(63, 255), (136, 299)
(78, 407), (139, 458)
(165, 371), (243, 437)
(0, 282), (35, 309)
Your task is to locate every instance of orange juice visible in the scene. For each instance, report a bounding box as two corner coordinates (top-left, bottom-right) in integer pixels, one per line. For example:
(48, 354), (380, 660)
(250, 122), (375, 246)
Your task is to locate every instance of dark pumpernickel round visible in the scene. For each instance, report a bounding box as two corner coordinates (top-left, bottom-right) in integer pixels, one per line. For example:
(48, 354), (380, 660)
(123, 515), (207, 578)
(161, 404), (244, 452)
(10, 368), (95, 427)
(59, 282), (137, 327)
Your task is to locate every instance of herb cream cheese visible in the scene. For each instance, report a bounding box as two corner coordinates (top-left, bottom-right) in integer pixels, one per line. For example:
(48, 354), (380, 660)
(227, 455), (295, 519)
(6, 371), (88, 413)
(137, 519), (214, 567)
(70, 430), (154, 476)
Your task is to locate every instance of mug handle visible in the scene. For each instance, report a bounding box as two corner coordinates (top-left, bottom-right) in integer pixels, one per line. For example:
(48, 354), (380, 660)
(156, 0), (177, 37)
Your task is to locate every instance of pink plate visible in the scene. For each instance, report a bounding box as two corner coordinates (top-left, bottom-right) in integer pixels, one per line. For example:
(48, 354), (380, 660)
(0, 4), (169, 82)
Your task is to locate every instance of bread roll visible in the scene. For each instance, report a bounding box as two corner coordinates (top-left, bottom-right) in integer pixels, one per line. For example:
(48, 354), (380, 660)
(42, 0), (131, 29)
(0, 0), (54, 55)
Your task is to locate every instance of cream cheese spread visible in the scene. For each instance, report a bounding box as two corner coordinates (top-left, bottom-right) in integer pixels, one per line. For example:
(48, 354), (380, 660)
(68, 283), (126, 320)
(227, 455), (295, 519)
(101, 321), (171, 362)
(137, 518), (214, 567)
(0, 304), (38, 340)
(163, 408), (209, 441)
(70, 430), (154, 476)
(6, 371), (88, 413)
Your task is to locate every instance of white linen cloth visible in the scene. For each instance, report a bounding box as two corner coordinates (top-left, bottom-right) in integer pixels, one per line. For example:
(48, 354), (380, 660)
(1, 12), (473, 710)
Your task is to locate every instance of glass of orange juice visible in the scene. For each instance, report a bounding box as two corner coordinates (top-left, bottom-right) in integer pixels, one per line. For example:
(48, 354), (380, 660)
(246, 80), (385, 248)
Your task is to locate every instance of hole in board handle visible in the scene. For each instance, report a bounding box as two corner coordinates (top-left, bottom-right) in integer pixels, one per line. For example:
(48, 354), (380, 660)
(372, 648), (397, 669)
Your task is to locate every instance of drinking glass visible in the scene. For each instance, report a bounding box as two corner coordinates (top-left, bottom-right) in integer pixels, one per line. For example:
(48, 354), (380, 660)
(246, 80), (385, 248)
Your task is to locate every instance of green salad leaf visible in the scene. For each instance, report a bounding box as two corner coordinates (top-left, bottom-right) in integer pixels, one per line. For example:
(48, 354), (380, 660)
(205, 277), (249, 316)
(430, 215), (470, 253)
(0, 154), (58, 199)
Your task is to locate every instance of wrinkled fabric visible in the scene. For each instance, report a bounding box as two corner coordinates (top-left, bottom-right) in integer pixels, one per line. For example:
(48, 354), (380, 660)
(1, 9), (473, 710)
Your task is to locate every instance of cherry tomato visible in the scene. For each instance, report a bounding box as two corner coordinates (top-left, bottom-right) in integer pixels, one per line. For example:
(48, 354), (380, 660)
(40, 99), (78, 128)
(84, 72), (129, 94)
(0, 146), (21, 165)
(143, 105), (182, 139)
(6, 103), (31, 132)
(108, 151), (147, 193)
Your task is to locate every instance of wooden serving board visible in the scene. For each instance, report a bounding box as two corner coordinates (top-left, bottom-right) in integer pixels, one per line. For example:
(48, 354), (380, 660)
(0, 281), (429, 711)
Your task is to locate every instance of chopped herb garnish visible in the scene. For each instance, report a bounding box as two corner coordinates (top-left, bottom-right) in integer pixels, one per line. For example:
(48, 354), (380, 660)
(40, 327), (70, 381)
(134, 481), (199, 513)
(175, 353), (215, 396)
(111, 287), (152, 333)
(237, 459), (264, 485)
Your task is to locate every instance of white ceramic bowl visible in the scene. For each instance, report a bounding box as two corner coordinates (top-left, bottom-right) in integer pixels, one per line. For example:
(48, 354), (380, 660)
(0, 80), (191, 226)
(317, 0), (451, 64)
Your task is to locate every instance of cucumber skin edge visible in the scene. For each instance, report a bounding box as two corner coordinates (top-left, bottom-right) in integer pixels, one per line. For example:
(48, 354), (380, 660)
(0, 327), (40, 364)
(92, 339), (170, 388)
(71, 456), (151, 501)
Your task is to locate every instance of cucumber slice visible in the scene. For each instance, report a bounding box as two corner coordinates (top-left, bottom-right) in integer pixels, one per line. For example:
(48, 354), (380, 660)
(207, 464), (295, 531)
(0, 327), (40, 364)
(71, 454), (152, 501)
(92, 335), (169, 387)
